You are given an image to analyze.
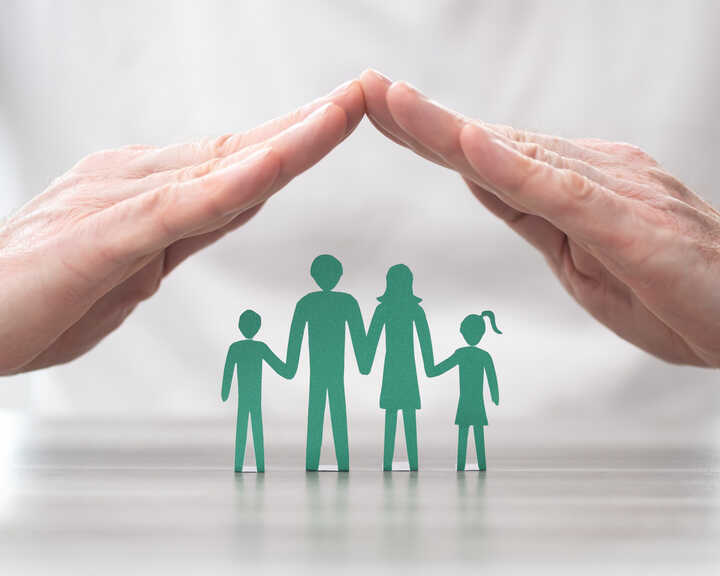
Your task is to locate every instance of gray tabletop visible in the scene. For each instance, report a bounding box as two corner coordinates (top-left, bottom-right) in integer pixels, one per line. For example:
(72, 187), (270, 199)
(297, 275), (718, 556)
(0, 418), (718, 575)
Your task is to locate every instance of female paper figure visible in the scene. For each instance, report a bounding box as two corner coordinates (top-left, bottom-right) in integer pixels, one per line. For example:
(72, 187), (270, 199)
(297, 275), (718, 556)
(362, 264), (435, 471)
(430, 312), (501, 471)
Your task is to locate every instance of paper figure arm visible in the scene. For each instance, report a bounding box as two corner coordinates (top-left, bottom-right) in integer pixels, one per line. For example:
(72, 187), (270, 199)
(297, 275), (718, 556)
(346, 297), (368, 373)
(262, 343), (293, 380)
(415, 307), (436, 377)
(485, 353), (499, 405)
(221, 346), (235, 402)
(361, 306), (384, 375)
(428, 352), (458, 377)
(285, 303), (306, 378)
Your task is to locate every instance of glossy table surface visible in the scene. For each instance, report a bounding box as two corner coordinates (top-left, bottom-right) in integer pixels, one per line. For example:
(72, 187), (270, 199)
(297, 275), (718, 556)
(0, 417), (718, 575)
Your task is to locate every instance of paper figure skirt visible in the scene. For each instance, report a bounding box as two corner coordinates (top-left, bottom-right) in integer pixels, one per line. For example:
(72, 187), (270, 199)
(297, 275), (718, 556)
(454, 402), (489, 427)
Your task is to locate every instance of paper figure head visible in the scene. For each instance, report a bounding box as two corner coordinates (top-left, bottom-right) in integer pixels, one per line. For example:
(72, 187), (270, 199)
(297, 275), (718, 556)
(311, 254), (343, 291)
(378, 264), (421, 304)
(238, 309), (261, 338)
(461, 311), (502, 344)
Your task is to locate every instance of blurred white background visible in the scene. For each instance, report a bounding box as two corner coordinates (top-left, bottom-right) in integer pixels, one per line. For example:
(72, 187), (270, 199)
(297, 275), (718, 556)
(1, 0), (718, 450)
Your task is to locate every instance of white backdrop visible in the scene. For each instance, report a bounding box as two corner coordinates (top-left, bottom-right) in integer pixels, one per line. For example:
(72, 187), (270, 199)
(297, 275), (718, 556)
(1, 0), (718, 449)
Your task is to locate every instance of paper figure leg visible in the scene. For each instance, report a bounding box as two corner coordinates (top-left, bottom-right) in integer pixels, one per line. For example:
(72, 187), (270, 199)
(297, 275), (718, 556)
(457, 425), (469, 471)
(328, 386), (349, 471)
(383, 410), (398, 471)
(250, 408), (265, 473)
(306, 385), (327, 471)
(403, 409), (418, 471)
(474, 425), (486, 471)
(234, 408), (250, 472)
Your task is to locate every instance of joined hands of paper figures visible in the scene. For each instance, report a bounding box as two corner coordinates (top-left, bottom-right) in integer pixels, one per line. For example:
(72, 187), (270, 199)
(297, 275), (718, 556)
(221, 255), (502, 473)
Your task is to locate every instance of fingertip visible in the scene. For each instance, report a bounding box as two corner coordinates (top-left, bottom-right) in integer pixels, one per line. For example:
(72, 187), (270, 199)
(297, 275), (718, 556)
(318, 81), (362, 135)
(385, 81), (423, 129)
(304, 102), (349, 140)
(386, 81), (419, 106)
(328, 80), (363, 113)
(337, 80), (366, 134)
(359, 69), (392, 98)
(359, 71), (391, 121)
(214, 147), (281, 210)
(360, 68), (391, 83)
(324, 102), (351, 139)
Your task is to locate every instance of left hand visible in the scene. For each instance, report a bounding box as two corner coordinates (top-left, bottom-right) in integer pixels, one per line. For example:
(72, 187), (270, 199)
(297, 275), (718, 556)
(360, 70), (720, 368)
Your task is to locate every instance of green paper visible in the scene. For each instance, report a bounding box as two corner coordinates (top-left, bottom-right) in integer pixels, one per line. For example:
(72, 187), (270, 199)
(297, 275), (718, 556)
(285, 255), (367, 472)
(220, 257), (504, 474)
(222, 309), (293, 472)
(362, 264), (436, 471)
(429, 312), (501, 471)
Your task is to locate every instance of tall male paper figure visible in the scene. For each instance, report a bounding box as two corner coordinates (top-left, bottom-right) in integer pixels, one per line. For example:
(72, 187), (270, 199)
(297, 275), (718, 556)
(285, 255), (366, 472)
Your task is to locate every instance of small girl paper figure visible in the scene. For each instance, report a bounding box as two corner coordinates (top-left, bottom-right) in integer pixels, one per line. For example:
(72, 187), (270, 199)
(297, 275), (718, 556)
(430, 312), (501, 471)
(221, 309), (293, 472)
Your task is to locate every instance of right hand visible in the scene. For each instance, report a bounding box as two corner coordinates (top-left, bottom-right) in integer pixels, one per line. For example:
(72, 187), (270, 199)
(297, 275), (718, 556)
(0, 80), (365, 375)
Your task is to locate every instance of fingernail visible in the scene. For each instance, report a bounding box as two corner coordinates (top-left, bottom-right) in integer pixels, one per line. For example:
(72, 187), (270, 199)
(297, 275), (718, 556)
(329, 79), (355, 96)
(393, 80), (420, 94)
(304, 102), (335, 121)
(363, 68), (391, 83)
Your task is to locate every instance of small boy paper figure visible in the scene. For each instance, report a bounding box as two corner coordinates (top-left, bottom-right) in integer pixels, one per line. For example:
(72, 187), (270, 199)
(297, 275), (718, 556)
(430, 312), (501, 471)
(221, 309), (292, 472)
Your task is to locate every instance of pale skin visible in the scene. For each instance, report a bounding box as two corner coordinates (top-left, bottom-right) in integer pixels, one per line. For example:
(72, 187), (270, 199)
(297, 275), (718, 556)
(2, 72), (720, 374)
(0, 80), (365, 374)
(359, 69), (720, 368)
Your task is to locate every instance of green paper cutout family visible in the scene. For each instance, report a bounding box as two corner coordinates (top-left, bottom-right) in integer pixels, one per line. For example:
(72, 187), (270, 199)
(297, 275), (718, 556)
(221, 255), (501, 473)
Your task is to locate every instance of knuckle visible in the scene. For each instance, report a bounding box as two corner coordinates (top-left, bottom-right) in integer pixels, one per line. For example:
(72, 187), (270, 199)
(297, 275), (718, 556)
(519, 142), (565, 170)
(509, 126), (527, 143)
(179, 157), (222, 182)
(520, 142), (542, 160)
(137, 273), (163, 301)
(124, 260), (165, 303)
(174, 166), (196, 184)
(211, 133), (240, 157)
(562, 169), (595, 204)
(519, 155), (551, 194)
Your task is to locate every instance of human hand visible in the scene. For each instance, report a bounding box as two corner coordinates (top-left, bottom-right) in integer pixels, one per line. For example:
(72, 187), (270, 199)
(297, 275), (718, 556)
(0, 80), (365, 374)
(360, 70), (720, 368)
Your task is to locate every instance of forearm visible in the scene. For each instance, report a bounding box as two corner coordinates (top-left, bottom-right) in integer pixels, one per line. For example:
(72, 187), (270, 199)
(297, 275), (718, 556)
(430, 357), (456, 377)
(284, 335), (301, 377)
